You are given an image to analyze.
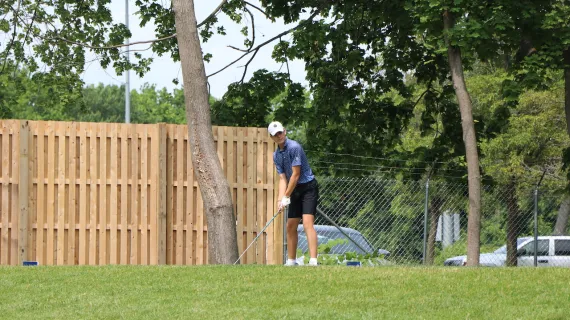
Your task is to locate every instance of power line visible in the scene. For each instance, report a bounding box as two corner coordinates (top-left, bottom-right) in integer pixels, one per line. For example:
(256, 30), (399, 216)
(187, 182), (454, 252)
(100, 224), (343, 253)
(311, 165), (467, 180)
(310, 160), (467, 173)
(306, 150), (461, 166)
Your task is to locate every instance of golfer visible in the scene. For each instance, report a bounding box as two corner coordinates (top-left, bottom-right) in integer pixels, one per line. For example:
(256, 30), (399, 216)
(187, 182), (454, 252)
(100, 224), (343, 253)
(268, 121), (319, 266)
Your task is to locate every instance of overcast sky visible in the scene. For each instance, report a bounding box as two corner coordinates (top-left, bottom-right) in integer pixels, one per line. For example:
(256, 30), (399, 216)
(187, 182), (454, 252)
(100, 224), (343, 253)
(80, 0), (307, 99)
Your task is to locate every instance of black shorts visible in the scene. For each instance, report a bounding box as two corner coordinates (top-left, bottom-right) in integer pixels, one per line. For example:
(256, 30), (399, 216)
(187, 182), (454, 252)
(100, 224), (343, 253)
(288, 179), (319, 219)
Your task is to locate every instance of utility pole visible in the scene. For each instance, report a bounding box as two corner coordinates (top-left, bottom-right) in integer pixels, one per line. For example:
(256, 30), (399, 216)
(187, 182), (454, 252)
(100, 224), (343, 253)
(124, 0), (131, 123)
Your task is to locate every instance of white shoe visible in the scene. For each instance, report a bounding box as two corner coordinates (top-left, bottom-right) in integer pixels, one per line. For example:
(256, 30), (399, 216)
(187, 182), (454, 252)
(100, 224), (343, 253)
(308, 258), (318, 266)
(284, 259), (298, 266)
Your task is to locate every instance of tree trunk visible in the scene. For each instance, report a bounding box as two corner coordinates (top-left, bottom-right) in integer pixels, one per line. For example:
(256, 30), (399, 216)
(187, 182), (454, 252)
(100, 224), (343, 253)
(505, 178), (521, 267)
(426, 196), (443, 265)
(553, 195), (570, 236)
(443, 11), (482, 266)
(562, 48), (570, 136)
(172, 0), (239, 264)
(556, 48), (570, 236)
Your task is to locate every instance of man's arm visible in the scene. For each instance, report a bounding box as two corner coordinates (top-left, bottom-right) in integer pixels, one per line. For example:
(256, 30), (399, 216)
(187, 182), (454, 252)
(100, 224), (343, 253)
(278, 173), (287, 200)
(284, 166), (301, 197)
(277, 173), (287, 211)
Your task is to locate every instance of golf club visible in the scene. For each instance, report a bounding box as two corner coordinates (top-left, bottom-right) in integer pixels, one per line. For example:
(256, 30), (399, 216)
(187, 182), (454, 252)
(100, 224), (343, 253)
(234, 207), (283, 265)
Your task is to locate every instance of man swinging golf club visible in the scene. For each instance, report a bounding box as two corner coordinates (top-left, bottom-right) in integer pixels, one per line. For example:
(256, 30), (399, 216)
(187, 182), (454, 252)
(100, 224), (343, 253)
(268, 121), (319, 266)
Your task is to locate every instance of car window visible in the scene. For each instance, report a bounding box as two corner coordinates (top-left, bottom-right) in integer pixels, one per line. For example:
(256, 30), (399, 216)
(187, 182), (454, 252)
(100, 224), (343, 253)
(519, 240), (549, 256)
(321, 232), (374, 254)
(298, 229), (374, 254)
(554, 240), (570, 256)
(297, 232), (331, 253)
(493, 238), (528, 254)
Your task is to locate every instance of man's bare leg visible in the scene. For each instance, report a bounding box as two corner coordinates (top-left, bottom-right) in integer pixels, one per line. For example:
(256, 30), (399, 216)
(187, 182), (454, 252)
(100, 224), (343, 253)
(287, 218), (301, 260)
(302, 214), (318, 259)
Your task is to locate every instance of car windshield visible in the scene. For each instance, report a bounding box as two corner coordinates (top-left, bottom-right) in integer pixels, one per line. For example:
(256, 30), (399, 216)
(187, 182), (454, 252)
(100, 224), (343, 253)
(298, 229), (375, 255)
(493, 238), (528, 253)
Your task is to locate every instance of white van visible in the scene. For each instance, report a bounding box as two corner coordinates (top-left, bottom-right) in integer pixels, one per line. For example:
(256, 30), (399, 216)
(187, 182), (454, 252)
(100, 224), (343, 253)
(444, 236), (570, 267)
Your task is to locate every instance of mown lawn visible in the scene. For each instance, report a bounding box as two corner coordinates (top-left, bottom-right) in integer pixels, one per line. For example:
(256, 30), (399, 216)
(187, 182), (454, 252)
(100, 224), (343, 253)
(0, 265), (567, 319)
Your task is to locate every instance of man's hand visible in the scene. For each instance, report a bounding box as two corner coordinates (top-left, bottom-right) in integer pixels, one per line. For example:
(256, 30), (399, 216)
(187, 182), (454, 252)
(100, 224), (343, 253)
(278, 196), (291, 211)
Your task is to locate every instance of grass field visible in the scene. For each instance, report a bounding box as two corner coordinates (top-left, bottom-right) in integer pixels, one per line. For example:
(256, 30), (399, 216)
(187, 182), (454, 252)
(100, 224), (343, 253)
(0, 265), (567, 319)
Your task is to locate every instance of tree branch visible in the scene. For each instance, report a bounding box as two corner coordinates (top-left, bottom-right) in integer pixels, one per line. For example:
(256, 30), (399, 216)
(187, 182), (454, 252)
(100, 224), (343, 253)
(245, 7), (255, 51)
(198, 0), (228, 28)
(13, 7), (37, 77)
(228, 7), (256, 52)
(1, 0), (23, 74)
(240, 48), (259, 83)
(244, 1), (268, 17)
(49, 33), (178, 50)
(208, 10), (320, 78)
(413, 87), (430, 109)
(279, 36), (291, 79)
(45, 0), (228, 50)
(228, 45), (248, 52)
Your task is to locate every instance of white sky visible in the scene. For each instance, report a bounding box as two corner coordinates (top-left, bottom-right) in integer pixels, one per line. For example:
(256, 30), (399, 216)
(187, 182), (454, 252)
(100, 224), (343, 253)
(81, 0), (307, 99)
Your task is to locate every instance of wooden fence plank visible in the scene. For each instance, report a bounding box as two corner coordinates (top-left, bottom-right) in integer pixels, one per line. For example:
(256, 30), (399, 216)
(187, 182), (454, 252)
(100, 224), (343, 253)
(130, 125), (138, 265)
(166, 125), (174, 264)
(1, 122), (10, 265)
(110, 123), (118, 264)
(155, 124), (167, 265)
(18, 121), (30, 265)
(8, 121), (18, 265)
(226, 127), (235, 213)
(28, 122), (37, 262)
(36, 122), (46, 265)
(57, 122), (66, 265)
(99, 124), (107, 265)
(68, 122), (77, 265)
(266, 133), (277, 265)
(185, 130), (194, 265)
(88, 124), (97, 265)
(140, 126), (148, 264)
(236, 129), (244, 263)
(176, 125), (184, 265)
(246, 128), (254, 264)
(120, 124), (129, 264)
(148, 126), (156, 265)
(46, 122), (55, 265)
(78, 122), (87, 265)
(256, 129), (265, 264)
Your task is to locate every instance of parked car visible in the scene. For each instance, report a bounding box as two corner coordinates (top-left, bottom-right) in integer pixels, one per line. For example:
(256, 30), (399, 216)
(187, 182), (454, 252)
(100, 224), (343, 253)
(444, 236), (570, 267)
(295, 225), (390, 257)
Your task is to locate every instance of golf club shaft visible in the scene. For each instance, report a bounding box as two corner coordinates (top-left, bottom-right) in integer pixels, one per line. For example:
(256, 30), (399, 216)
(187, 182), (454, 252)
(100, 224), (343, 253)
(234, 208), (283, 265)
(317, 207), (368, 254)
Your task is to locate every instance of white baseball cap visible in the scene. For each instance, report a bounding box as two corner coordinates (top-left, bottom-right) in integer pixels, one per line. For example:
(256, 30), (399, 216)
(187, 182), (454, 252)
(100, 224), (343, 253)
(268, 121), (285, 136)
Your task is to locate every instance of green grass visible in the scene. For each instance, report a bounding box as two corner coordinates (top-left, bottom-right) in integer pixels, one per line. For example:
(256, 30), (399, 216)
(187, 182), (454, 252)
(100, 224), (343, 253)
(0, 265), (568, 319)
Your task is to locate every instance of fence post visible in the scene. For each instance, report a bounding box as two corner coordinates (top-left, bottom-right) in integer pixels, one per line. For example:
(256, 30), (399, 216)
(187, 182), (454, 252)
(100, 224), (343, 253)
(533, 169), (546, 267)
(156, 123), (167, 265)
(422, 177), (430, 264)
(18, 120), (30, 265)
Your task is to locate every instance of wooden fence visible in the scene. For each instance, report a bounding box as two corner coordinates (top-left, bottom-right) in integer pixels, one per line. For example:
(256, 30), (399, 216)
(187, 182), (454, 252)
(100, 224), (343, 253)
(0, 120), (282, 266)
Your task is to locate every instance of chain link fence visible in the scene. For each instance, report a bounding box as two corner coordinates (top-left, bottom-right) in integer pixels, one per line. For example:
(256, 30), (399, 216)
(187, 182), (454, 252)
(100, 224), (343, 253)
(294, 176), (570, 267)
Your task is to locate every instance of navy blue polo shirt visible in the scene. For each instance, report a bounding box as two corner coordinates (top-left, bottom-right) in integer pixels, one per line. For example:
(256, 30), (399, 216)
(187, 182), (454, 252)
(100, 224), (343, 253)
(273, 138), (314, 184)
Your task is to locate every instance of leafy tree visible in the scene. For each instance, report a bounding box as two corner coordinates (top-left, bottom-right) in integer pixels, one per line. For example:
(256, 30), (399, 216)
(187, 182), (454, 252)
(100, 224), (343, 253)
(1, 64), (83, 121)
(0, 0), (151, 109)
(131, 84), (186, 124)
(72, 84), (125, 123)
(210, 70), (305, 127)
